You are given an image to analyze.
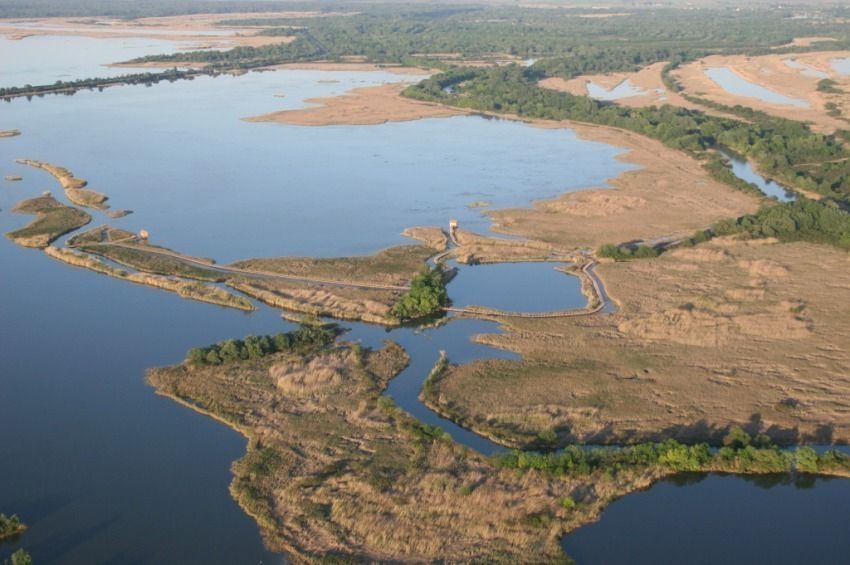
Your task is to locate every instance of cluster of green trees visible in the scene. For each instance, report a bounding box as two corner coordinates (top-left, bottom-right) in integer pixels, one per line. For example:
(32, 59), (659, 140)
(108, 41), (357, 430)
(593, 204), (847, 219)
(598, 243), (660, 261)
(714, 199), (850, 249)
(391, 267), (448, 321)
(0, 68), (195, 99)
(187, 324), (335, 366)
(0, 514), (25, 540)
(497, 427), (850, 477)
(817, 78), (844, 94)
(123, 4), (850, 73)
(11, 3), (850, 104)
(405, 65), (850, 202)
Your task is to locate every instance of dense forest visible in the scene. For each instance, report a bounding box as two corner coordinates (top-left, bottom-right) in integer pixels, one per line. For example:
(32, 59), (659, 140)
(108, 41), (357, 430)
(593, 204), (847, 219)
(0, 68), (196, 99)
(131, 4), (850, 67)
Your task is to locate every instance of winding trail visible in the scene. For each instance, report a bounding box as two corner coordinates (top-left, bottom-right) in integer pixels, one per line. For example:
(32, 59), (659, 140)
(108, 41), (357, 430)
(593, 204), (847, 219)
(77, 239), (613, 319)
(76, 240), (412, 292)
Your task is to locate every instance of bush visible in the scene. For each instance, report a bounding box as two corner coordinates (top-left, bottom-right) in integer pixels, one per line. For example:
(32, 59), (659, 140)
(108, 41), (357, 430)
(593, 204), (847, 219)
(722, 426), (751, 450)
(391, 267), (448, 320)
(598, 243), (660, 260)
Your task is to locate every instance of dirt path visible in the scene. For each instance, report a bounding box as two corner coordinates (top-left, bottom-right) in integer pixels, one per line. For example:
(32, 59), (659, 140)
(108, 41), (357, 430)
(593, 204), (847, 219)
(78, 241), (412, 292)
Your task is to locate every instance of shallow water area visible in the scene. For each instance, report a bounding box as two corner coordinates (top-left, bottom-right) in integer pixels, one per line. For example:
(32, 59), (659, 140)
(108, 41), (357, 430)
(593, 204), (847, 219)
(585, 79), (644, 101)
(0, 34), (188, 89)
(783, 58), (829, 79)
(830, 57), (850, 76)
(705, 67), (809, 108)
(562, 472), (850, 564)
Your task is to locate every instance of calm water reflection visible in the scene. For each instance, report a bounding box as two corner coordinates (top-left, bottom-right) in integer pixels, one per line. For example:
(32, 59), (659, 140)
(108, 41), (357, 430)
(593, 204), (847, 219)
(563, 472), (850, 564)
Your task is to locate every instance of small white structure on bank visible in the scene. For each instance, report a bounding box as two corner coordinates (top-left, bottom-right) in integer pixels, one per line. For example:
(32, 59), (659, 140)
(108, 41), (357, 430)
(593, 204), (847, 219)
(449, 219), (459, 243)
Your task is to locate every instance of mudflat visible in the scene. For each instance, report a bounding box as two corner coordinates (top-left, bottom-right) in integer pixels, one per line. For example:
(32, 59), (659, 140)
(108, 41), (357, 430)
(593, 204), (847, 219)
(244, 83), (465, 126)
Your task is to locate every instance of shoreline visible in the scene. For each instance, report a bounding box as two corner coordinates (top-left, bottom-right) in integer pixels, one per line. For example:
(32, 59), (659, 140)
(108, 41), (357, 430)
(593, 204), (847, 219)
(243, 83), (465, 126)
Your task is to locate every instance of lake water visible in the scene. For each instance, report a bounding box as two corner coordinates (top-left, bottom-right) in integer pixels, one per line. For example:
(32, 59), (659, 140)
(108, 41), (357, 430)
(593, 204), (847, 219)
(705, 67), (809, 108)
(0, 35), (189, 89)
(562, 473), (850, 564)
(0, 65), (619, 561)
(449, 261), (586, 313)
(586, 79), (644, 101)
(2, 59), (849, 563)
(2, 70), (634, 262)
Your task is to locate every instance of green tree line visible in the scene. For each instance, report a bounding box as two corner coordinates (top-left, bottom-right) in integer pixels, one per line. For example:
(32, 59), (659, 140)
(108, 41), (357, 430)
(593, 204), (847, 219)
(497, 427), (850, 477)
(187, 324), (336, 366)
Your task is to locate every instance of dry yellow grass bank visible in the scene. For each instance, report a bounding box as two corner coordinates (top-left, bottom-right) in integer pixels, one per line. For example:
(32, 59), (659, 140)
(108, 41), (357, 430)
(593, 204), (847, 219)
(244, 83), (465, 126)
(429, 238), (850, 447)
(488, 121), (762, 250)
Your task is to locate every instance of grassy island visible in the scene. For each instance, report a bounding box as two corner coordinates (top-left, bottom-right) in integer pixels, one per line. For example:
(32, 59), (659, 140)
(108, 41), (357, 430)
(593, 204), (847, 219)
(6, 194), (91, 248)
(17, 160), (109, 210)
(45, 246), (254, 311)
(148, 336), (850, 562)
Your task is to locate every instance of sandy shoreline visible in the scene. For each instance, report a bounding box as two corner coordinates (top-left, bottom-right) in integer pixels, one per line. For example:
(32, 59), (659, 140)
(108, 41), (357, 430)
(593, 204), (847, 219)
(481, 116), (763, 250)
(244, 83), (465, 126)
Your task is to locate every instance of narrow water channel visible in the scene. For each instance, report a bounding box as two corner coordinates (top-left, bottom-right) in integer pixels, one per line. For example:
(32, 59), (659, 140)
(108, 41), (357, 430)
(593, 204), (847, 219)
(721, 150), (797, 202)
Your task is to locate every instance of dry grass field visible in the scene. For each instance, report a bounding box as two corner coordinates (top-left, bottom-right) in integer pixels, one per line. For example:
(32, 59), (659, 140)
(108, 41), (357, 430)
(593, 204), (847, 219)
(429, 238), (850, 447)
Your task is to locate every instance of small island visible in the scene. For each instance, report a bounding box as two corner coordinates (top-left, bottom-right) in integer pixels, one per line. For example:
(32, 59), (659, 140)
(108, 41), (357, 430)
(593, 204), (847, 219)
(0, 513), (26, 541)
(5, 193), (91, 248)
(17, 160), (110, 211)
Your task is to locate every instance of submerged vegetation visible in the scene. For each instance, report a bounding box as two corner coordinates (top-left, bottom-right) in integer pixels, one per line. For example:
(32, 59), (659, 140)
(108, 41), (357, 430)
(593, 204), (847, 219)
(2, 550), (32, 565)
(0, 514), (26, 541)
